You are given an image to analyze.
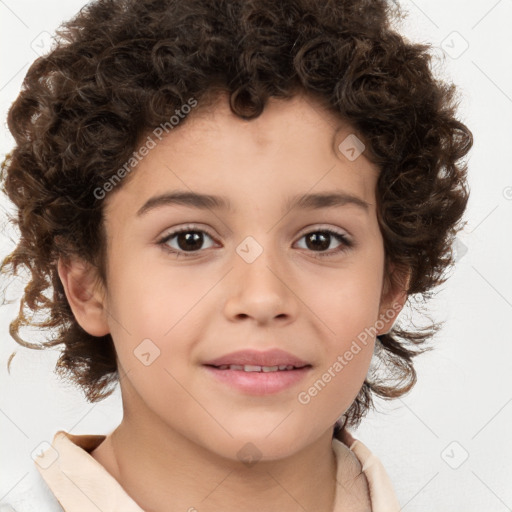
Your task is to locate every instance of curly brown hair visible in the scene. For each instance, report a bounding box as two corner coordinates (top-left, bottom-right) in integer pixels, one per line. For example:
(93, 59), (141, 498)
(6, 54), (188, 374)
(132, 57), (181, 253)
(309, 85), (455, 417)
(0, 0), (472, 430)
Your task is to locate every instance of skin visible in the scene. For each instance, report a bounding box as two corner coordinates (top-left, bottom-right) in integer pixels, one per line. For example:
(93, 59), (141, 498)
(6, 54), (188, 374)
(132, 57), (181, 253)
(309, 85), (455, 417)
(58, 91), (408, 512)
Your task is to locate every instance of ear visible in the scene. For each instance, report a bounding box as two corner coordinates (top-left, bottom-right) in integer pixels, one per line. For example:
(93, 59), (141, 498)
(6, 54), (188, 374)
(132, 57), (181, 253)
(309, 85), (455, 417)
(376, 261), (410, 336)
(57, 255), (110, 337)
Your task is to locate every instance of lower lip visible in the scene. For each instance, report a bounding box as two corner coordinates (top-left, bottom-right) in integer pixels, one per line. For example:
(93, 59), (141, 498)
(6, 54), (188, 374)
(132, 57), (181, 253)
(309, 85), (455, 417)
(202, 365), (312, 395)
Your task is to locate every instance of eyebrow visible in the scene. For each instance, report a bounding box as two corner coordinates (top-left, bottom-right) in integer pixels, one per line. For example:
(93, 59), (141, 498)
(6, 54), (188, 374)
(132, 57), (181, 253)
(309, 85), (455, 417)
(136, 190), (370, 217)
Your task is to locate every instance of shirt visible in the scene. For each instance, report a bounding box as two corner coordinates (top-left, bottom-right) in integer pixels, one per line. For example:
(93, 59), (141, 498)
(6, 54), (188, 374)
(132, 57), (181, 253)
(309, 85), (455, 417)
(2, 429), (401, 511)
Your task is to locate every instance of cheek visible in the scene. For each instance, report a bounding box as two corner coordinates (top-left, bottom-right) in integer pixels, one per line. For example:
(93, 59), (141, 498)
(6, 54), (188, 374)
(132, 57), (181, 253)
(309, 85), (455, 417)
(297, 343), (374, 431)
(310, 254), (384, 340)
(104, 258), (218, 400)
(296, 288), (378, 429)
(105, 248), (213, 336)
(295, 252), (383, 415)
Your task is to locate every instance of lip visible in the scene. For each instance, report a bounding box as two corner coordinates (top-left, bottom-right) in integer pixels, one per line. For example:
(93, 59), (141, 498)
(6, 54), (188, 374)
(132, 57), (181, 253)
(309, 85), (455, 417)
(202, 348), (312, 396)
(202, 348), (311, 368)
(203, 365), (312, 395)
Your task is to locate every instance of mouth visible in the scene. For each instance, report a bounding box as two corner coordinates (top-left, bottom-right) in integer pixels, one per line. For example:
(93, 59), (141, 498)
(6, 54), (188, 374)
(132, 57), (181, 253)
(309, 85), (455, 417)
(202, 348), (311, 369)
(201, 348), (313, 395)
(205, 363), (311, 372)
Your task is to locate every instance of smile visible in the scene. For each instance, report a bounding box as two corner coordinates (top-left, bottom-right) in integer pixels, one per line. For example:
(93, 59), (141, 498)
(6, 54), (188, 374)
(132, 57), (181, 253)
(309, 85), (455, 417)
(203, 364), (312, 395)
(213, 364), (306, 372)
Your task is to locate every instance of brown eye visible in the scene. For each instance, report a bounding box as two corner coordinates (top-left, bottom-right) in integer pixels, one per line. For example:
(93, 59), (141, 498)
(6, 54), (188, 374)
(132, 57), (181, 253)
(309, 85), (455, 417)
(295, 229), (353, 257)
(173, 231), (206, 252)
(158, 227), (216, 256)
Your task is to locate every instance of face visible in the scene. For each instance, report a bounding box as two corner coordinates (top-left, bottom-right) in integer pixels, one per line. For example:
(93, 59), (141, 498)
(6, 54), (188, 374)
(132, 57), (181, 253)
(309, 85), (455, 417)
(72, 92), (405, 461)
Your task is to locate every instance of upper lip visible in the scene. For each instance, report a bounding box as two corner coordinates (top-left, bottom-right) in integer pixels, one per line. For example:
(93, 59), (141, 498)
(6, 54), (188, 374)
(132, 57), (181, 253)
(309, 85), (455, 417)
(203, 349), (311, 368)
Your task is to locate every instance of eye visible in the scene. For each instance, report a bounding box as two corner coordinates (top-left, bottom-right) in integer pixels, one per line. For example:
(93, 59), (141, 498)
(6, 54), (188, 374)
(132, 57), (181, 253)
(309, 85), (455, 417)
(295, 228), (353, 258)
(157, 225), (354, 258)
(157, 225), (216, 257)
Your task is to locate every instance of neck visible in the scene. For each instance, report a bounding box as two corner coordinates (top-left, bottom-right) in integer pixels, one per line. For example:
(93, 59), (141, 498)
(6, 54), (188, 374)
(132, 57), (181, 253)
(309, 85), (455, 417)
(92, 405), (338, 512)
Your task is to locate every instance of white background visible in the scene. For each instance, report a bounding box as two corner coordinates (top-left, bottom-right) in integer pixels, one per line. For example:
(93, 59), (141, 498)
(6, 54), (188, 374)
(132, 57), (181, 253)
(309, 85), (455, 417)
(1, 1), (511, 510)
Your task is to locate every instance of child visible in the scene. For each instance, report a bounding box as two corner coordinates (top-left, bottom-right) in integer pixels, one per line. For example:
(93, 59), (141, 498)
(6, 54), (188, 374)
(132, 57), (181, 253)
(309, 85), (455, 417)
(0, 0), (472, 510)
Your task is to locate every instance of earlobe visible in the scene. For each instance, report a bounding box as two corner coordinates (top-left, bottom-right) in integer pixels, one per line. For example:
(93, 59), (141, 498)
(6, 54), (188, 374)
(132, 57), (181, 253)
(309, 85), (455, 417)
(57, 256), (110, 337)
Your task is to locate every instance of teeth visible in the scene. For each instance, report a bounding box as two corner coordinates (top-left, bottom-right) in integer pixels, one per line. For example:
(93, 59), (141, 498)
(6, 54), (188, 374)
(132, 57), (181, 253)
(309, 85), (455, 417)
(215, 364), (300, 372)
(244, 365), (262, 372)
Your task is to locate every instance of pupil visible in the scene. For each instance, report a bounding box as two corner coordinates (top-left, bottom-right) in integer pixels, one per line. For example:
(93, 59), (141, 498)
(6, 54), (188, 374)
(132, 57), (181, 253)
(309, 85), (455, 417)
(178, 232), (203, 251)
(307, 232), (330, 251)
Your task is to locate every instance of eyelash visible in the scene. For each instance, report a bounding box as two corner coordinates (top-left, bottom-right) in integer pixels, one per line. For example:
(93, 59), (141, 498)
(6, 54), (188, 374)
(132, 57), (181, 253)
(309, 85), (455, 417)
(157, 224), (354, 259)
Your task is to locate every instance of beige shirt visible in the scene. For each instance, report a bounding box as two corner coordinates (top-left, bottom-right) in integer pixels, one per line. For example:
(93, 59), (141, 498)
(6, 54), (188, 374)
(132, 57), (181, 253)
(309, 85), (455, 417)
(33, 429), (401, 512)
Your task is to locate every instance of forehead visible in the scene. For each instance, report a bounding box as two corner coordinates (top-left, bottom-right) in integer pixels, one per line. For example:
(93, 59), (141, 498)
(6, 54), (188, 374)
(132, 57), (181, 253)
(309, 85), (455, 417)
(103, 93), (379, 221)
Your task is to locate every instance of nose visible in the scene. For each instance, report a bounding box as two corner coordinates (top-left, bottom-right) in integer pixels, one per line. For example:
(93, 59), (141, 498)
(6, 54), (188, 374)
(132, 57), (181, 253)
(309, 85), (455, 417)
(222, 241), (299, 326)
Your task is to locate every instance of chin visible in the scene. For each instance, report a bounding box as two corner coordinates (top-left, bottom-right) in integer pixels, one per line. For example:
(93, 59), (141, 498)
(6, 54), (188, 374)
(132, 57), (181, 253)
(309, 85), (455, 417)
(205, 424), (317, 464)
